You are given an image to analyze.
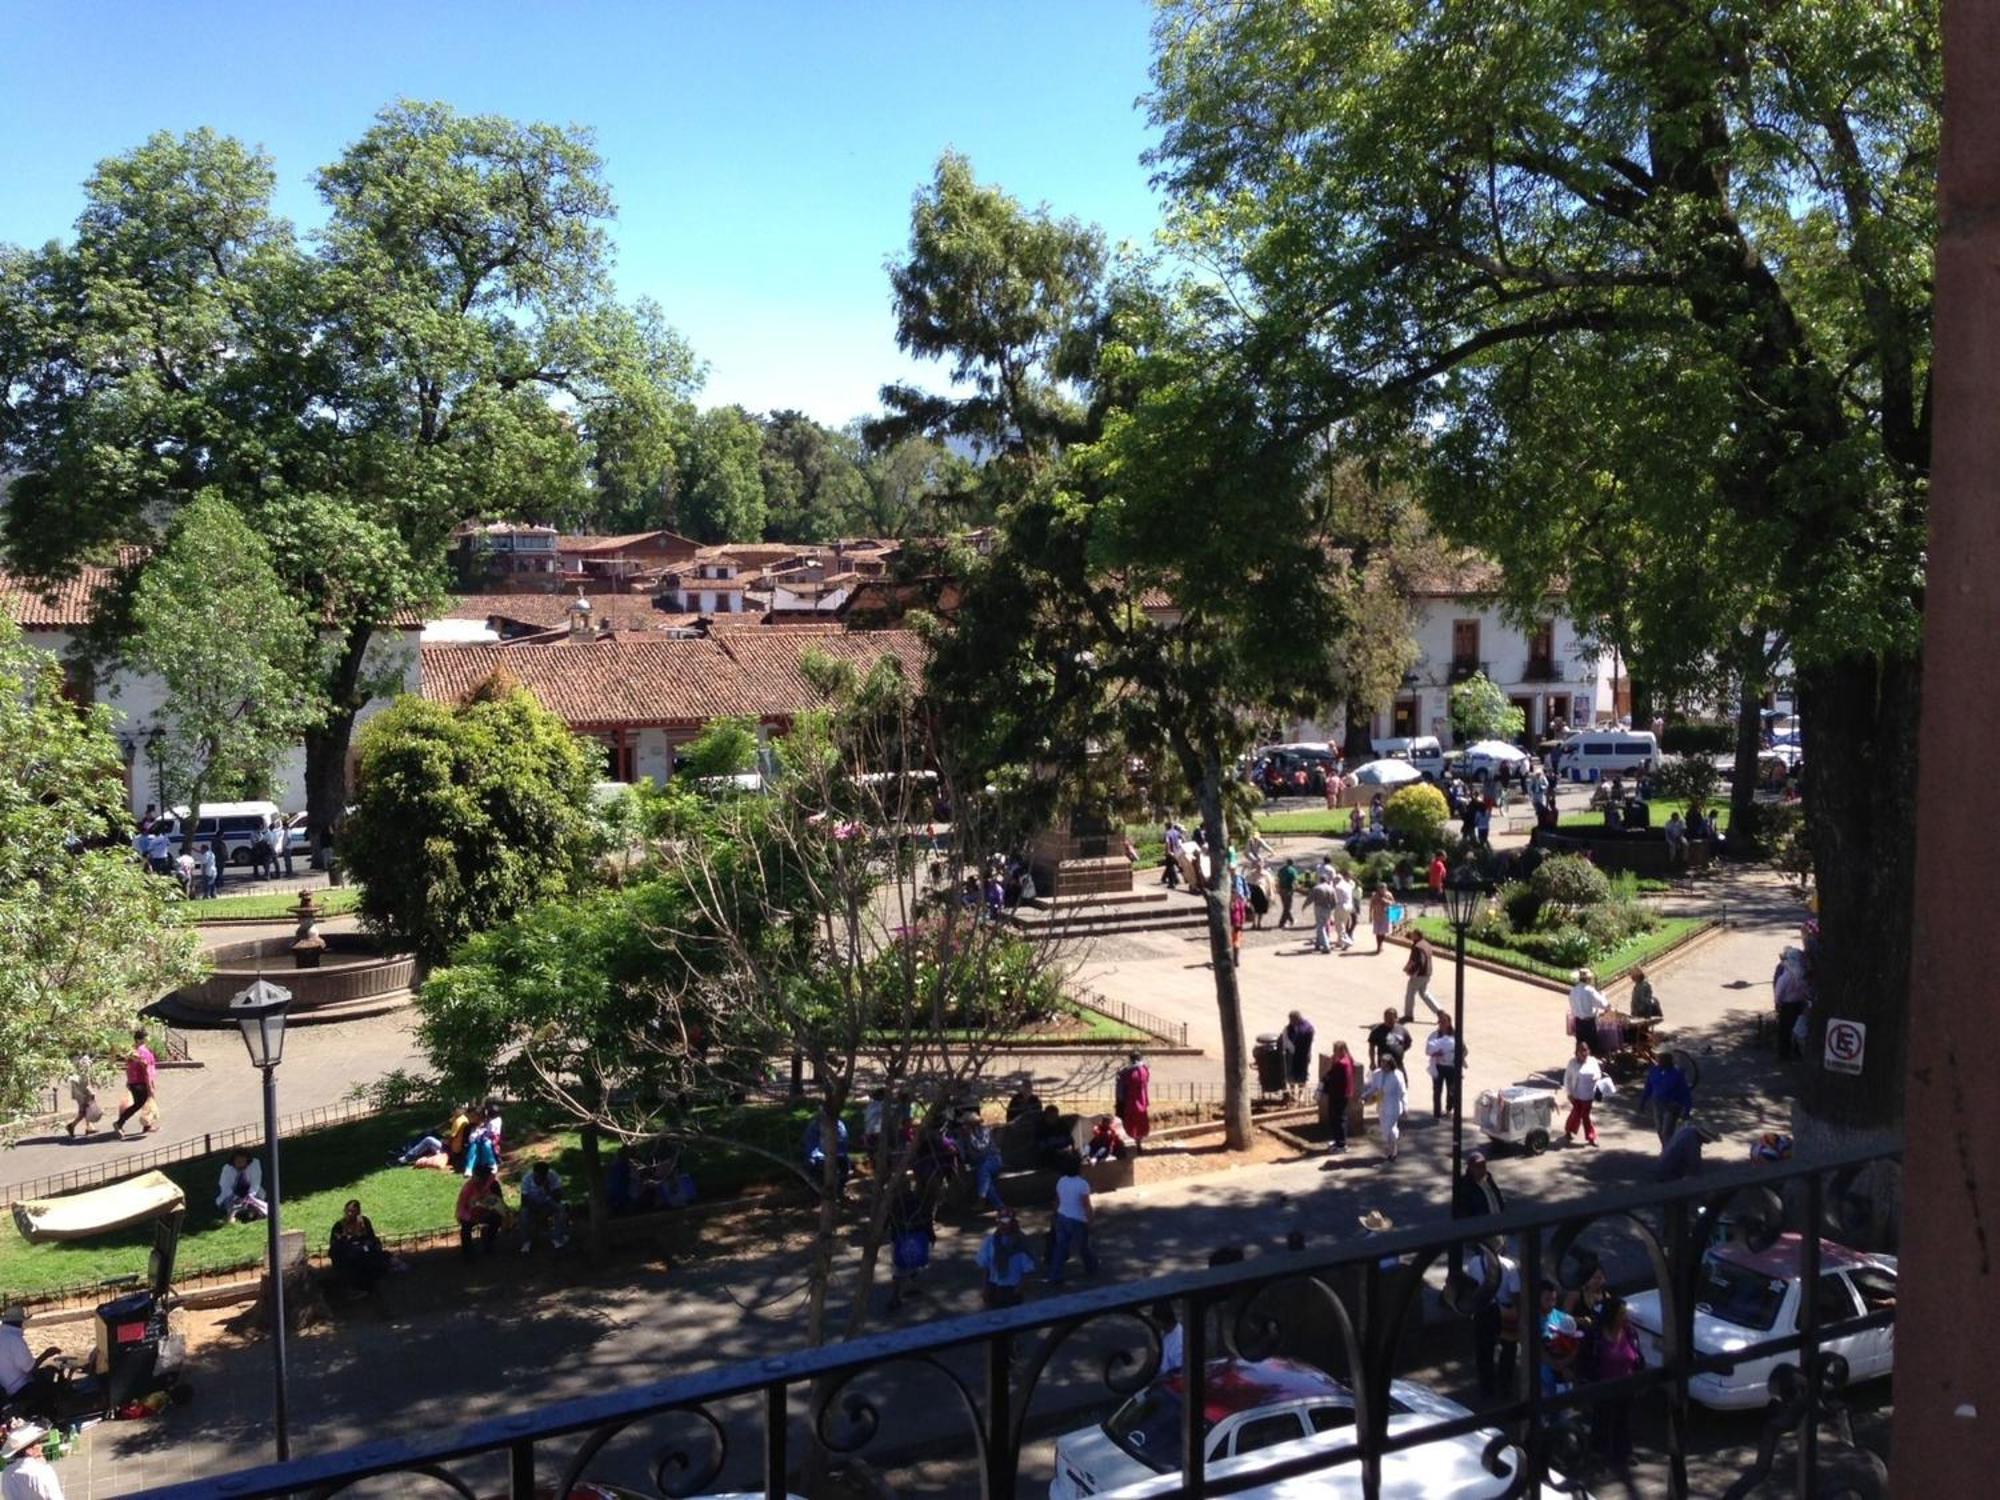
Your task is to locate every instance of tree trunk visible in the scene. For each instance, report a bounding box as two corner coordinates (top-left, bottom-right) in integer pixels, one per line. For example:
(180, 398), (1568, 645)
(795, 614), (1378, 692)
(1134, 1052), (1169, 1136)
(1196, 749), (1254, 1151)
(1794, 652), (1919, 1131)
(1728, 638), (1768, 854)
(1342, 697), (1375, 765)
(579, 1122), (609, 1264)
(303, 712), (357, 877)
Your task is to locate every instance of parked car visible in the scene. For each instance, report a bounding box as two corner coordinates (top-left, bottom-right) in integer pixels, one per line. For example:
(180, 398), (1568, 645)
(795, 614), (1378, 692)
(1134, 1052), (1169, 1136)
(1049, 1357), (1526, 1500)
(1624, 1234), (1897, 1411)
(1551, 730), (1661, 783)
(162, 801), (290, 867)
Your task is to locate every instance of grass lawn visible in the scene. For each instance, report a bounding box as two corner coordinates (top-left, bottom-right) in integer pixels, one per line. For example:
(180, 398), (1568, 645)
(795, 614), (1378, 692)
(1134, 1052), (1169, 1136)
(176, 886), (362, 923)
(1557, 798), (1731, 833)
(1405, 914), (1710, 985)
(0, 1101), (822, 1300)
(1253, 809), (1351, 837)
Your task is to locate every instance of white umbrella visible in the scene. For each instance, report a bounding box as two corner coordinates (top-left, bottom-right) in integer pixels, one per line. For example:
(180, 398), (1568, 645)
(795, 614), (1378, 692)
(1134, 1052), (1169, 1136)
(1350, 758), (1424, 787)
(1465, 739), (1530, 763)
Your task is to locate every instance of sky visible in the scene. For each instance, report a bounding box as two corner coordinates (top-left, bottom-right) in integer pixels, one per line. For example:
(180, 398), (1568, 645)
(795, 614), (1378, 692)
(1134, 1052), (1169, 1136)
(0, 1), (1168, 428)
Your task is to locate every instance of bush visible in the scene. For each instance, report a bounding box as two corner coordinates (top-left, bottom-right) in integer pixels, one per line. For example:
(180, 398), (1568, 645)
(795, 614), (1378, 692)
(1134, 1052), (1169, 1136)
(1469, 902), (1511, 946)
(1652, 754), (1722, 812)
(1530, 854), (1611, 916)
(1383, 783), (1450, 847)
(1497, 879), (1543, 932)
(1359, 850), (1397, 892)
(1660, 722), (1734, 755)
(1540, 925), (1597, 969)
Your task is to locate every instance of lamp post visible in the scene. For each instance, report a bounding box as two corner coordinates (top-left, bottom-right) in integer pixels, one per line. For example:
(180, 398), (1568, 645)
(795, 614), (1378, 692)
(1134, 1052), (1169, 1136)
(1440, 867), (1484, 1282)
(230, 979), (293, 1462)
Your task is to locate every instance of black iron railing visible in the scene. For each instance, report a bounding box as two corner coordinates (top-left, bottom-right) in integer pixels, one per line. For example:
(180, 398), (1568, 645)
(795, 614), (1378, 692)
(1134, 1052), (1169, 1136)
(145, 1143), (1898, 1500)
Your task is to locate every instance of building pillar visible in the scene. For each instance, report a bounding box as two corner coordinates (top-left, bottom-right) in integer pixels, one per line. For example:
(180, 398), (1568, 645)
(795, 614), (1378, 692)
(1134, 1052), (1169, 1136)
(1894, 0), (2000, 1482)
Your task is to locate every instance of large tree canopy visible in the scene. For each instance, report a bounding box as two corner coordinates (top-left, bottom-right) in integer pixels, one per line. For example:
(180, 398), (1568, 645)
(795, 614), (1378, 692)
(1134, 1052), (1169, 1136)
(1149, 0), (1936, 1129)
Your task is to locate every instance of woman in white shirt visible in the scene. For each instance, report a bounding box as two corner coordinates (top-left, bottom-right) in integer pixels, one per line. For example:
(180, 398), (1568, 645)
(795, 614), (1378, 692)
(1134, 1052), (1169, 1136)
(1361, 1063), (1408, 1161)
(1425, 1014), (1463, 1119)
(1567, 967), (1609, 1055)
(216, 1151), (268, 1221)
(1561, 1041), (1605, 1147)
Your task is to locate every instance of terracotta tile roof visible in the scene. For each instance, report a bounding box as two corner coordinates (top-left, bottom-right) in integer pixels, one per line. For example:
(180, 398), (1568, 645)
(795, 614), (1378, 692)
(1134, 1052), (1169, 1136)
(0, 558), (128, 629)
(420, 627), (922, 729)
(438, 593), (691, 633)
(714, 543), (809, 566)
(557, 529), (698, 555)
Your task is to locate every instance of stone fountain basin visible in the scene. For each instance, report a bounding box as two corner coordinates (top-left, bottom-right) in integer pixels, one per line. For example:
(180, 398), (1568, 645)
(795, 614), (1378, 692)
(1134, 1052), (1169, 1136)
(165, 934), (417, 1025)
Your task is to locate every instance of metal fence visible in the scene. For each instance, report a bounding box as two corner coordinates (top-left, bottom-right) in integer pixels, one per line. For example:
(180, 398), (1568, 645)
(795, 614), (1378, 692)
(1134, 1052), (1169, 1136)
(138, 1141), (1898, 1500)
(0, 1097), (384, 1208)
(1072, 995), (1191, 1048)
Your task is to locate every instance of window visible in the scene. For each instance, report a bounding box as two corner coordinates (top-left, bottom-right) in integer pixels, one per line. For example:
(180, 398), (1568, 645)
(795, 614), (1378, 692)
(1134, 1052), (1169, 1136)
(1848, 1267), (1898, 1315)
(601, 736), (635, 783)
(1307, 1404), (1357, 1433)
(1529, 620), (1555, 662)
(1229, 1412), (1309, 1456)
(1452, 619), (1481, 663)
(1696, 1258), (1790, 1331)
(1585, 743), (1615, 756)
(1104, 1388), (1201, 1474)
(1801, 1272), (1861, 1328)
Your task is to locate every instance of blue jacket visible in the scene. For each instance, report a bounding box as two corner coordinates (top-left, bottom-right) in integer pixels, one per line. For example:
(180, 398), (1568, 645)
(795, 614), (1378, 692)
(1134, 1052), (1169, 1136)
(1641, 1063), (1692, 1114)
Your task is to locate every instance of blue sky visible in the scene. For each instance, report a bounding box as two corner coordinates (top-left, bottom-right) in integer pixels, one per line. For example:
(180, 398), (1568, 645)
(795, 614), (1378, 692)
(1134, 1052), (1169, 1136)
(0, 1), (1166, 426)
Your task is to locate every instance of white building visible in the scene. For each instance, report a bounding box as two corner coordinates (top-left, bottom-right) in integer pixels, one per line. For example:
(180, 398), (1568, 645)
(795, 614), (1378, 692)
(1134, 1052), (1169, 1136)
(1, 558), (424, 817)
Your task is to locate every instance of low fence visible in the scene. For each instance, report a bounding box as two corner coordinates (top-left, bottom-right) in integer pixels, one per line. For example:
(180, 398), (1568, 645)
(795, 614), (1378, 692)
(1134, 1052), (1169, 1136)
(1070, 993), (1191, 1047)
(0, 1096), (385, 1209)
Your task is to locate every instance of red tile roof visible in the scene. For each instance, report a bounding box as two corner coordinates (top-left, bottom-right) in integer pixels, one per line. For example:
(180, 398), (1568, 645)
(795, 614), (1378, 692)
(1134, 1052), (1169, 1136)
(420, 627), (922, 729)
(439, 593), (693, 633)
(0, 560), (127, 629)
(557, 529), (698, 555)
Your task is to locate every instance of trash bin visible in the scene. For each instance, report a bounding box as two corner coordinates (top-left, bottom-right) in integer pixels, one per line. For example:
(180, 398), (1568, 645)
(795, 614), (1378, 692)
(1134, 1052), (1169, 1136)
(94, 1289), (163, 1408)
(1253, 1034), (1285, 1095)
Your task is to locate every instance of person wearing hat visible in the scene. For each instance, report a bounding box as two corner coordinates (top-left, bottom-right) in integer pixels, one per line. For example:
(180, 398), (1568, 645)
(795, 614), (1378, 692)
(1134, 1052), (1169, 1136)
(0, 1422), (63, 1500)
(977, 1210), (1038, 1308)
(0, 1309), (57, 1419)
(1567, 968), (1609, 1056)
(1656, 1114), (1720, 1182)
(1114, 1052), (1150, 1151)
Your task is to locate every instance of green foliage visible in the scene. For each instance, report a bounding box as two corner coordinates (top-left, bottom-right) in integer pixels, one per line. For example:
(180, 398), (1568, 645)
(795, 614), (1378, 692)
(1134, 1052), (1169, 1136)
(126, 493), (322, 836)
(757, 410), (870, 542)
(1496, 879), (1542, 933)
(678, 715), (761, 781)
(1537, 927), (1598, 971)
(1530, 855), (1612, 916)
(1448, 674), (1526, 745)
(0, 622), (206, 1120)
(674, 405), (768, 542)
(854, 923), (1064, 1034)
(343, 683), (600, 961)
(1661, 723), (1735, 756)
(1766, 803), (1814, 892)
(1468, 900), (1511, 947)
(1651, 755), (1723, 814)
(1382, 783), (1449, 845)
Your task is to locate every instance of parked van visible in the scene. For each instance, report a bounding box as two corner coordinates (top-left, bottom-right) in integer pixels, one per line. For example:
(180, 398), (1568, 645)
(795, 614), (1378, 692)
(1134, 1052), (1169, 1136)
(1370, 734), (1445, 779)
(1554, 730), (1661, 782)
(162, 801), (287, 866)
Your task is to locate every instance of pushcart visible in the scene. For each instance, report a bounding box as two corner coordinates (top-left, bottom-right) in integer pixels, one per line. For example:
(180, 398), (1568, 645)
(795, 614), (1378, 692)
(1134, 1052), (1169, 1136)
(1475, 1085), (1561, 1155)
(1600, 1009), (1662, 1082)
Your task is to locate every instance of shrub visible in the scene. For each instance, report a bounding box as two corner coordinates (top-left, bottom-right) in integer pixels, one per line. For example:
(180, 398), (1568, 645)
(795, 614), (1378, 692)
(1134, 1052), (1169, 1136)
(1359, 850), (1397, 892)
(1660, 722), (1734, 755)
(1498, 879), (1543, 932)
(1652, 754), (1722, 813)
(1383, 783), (1450, 846)
(1531, 854), (1611, 916)
(1470, 902), (1511, 946)
(1541, 925), (1596, 969)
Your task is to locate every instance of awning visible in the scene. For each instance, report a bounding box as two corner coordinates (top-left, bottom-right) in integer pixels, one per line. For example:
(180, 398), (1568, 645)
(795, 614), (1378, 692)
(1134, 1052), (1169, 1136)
(12, 1171), (186, 1244)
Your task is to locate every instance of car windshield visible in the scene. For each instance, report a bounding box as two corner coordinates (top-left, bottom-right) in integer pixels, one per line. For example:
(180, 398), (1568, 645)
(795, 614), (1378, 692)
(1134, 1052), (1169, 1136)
(1104, 1388), (1208, 1474)
(1697, 1259), (1790, 1331)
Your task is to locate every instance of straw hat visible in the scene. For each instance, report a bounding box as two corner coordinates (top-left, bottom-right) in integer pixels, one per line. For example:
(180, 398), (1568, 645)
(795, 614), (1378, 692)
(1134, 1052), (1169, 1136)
(1, 1425), (47, 1461)
(1358, 1209), (1394, 1233)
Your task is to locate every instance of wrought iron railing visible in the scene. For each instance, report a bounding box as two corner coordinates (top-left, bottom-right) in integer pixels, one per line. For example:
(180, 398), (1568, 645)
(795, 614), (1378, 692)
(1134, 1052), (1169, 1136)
(144, 1142), (1897, 1499)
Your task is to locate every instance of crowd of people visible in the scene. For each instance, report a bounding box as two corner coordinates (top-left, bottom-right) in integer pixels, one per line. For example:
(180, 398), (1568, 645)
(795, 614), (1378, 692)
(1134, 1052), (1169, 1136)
(126, 805), (297, 899)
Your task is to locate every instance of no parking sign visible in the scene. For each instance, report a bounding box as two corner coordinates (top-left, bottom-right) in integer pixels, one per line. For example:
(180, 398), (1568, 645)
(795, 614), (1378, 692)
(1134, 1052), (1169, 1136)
(1823, 1018), (1866, 1076)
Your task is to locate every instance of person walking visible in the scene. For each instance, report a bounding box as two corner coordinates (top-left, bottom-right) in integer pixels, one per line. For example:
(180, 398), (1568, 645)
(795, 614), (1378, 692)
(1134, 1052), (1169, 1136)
(1114, 1051), (1151, 1150)
(64, 1060), (98, 1139)
(1591, 1298), (1644, 1462)
(1453, 1149), (1506, 1219)
(1402, 931), (1441, 1022)
(1161, 820), (1182, 888)
(1336, 871), (1360, 948)
(1319, 1040), (1357, 1154)
(1367, 883), (1392, 953)
(1568, 968), (1610, 1055)
(1228, 886), (1248, 968)
(200, 843), (220, 900)
(1360, 1059), (1408, 1161)
(113, 1027), (159, 1137)
(978, 1211), (1038, 1307)
(1640, 1050), (1694, 1144)
(1468, 1239), (1521, 1398)
(1562, 1040), (1604, 1147)
(1280, 1010), (1316, 1103)
(1425, 1013), (1463, 1120)
(1366, 1009), (1412, 1083)
(1044, 1155), (1100, 1285)
(1276, 858), (1298, 928)
(1308, 873), (1339, 953)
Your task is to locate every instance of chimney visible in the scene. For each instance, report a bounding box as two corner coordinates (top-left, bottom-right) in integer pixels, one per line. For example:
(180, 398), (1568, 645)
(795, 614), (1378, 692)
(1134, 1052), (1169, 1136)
(567, 590), (592, 639)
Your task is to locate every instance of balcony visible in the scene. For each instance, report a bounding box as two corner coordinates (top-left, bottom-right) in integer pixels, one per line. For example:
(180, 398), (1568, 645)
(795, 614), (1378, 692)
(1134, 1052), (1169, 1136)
(1522, 657), (1562, 683)
(1448, 656), (1487, 682)
(155, 1142), (1900, 1500)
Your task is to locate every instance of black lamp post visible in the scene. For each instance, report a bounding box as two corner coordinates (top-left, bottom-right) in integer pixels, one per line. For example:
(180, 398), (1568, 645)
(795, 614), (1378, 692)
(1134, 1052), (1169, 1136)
(230, 979), (293, 1462)
(1440, 867), (1484, 1277)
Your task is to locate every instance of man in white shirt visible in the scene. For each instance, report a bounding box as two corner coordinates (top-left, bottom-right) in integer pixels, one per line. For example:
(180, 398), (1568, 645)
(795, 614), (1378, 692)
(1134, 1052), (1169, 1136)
(1562, 1041), (1605, 1146)
(0, 1424), (64, 1500)
(1567, 967), (1609, 1055)
(0, 1308), (57, 1422)
(1044, 1158), (1099, 1286)
(517, 1162), (570, 1253)
(1468, 1244), (1522, 1397)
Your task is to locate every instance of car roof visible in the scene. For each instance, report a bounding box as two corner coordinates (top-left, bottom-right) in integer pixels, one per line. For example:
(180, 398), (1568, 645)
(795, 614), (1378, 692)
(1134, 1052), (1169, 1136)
(1163, 1358), (1347, 1421)
(1713, 1232), (1881, 1278)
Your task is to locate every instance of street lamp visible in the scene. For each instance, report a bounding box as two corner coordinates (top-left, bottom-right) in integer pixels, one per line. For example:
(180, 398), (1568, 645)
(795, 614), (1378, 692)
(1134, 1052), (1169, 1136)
(1440, 866), (1484, 1282)
(230, 979), (293, 1462)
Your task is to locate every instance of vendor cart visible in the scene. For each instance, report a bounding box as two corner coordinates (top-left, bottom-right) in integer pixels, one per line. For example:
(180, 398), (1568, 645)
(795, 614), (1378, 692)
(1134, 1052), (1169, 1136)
(1599, 1009), (1662, 1082)
(1475, 1085), (1560, 1155)
(5, 1171), (191, 1426)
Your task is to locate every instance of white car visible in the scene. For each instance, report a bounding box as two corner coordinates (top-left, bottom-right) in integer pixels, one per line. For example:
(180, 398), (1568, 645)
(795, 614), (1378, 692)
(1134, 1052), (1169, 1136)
(1049, 1357), (1527, 1500)
(1625, 1234), (1897, 1411)
(1459, 739), (1531, 782)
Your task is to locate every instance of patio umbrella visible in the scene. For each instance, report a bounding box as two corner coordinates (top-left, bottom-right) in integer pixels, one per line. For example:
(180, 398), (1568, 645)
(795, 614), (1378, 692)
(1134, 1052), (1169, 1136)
(1465, 739), (1530, 763)
(1349, 758), (1424, 787)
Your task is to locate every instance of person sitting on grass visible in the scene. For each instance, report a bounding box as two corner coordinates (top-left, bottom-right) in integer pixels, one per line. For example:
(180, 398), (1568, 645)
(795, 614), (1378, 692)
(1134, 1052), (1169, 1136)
(517, 1161), (570, 1254)
(456, 1164), (506, 1259)
(607, 1147), (661, 1215)
(391, 1100), (477, 1169)
(462, 1104), (504, 1178)
(216, 1150), (268, 1223)
(328, 1199), (394, 1294)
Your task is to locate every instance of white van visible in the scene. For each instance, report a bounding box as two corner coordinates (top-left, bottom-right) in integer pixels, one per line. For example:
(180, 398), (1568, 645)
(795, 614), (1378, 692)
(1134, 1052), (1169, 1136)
(1370, 734), (1444, 779)
(1554, 730), (1661, 782)
(162, 801), (287, 866)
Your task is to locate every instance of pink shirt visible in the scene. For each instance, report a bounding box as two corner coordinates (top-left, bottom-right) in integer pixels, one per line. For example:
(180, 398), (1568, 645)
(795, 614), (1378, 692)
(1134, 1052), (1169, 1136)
(126, 1046), (157, 1088)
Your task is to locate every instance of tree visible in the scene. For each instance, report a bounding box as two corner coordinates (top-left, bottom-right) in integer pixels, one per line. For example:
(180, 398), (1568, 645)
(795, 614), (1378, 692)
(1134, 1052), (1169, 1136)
(757, 410), (870, 542)
(341, 679), (599, 962)
(673, 405), (768, 542)
(126, 494), (322, 845)
(855, 435), (979, 537)
(1448, 673), (1526, 746)
(676, 714), (760, 780)
(1382, 783), (1449, 848)
(0, 621), (204, 1120)
(1149, 1), (1935, 1131)
(881, 155), (1356, 1150)
(2, 107), (700, 864)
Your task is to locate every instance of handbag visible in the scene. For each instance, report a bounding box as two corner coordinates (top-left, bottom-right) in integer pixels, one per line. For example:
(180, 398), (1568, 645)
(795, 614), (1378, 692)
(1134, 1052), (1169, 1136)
(85, 1101), (104, 1124)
